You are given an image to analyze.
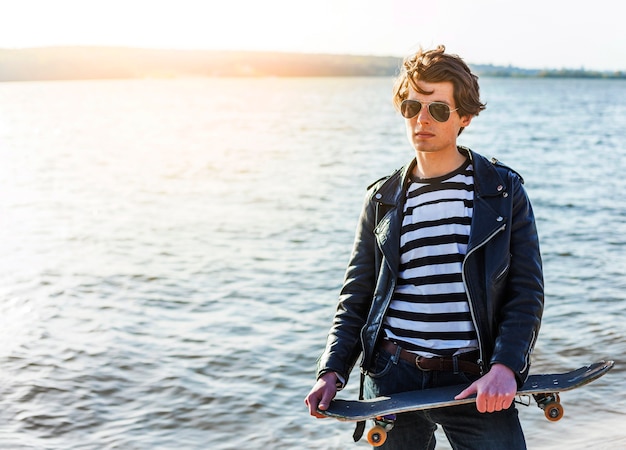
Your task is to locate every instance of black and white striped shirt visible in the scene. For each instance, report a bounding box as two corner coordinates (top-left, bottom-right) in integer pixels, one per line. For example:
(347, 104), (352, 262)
(383, 159), (479, 357)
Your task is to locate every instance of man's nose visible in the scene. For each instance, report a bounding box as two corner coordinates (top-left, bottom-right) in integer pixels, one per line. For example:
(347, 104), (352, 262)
(415, 104), (431, 122)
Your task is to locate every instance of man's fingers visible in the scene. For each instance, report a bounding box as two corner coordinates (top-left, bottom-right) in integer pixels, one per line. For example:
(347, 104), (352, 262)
(317, 390), (333, 411)
(304, 395), (326, 418)
(475, 390), (516, 413)
(455, 382), (514, 413)
(458, 364), (517, 413)
(454, 383), (477, 400)
(304, 373), (338, 418)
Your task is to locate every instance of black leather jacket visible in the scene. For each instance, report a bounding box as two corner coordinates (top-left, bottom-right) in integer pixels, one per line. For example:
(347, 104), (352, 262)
(317, 147), (544, 388)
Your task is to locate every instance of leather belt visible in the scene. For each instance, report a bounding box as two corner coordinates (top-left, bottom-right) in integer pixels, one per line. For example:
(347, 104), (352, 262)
(381, 341), (482, 375)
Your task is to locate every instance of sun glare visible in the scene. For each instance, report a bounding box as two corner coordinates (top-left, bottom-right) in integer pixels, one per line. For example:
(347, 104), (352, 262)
(0, 0), (624, 70)
(1, 0), (394, 56)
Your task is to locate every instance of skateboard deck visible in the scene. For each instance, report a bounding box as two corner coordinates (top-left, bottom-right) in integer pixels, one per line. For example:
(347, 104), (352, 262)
(319, 360), (614, 446)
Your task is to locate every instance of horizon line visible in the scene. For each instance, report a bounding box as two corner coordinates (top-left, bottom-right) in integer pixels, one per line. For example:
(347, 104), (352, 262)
(1, 45), (623, 73)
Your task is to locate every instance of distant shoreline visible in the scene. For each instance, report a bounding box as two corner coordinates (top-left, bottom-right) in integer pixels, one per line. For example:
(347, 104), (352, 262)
(1, 47), (624, 82)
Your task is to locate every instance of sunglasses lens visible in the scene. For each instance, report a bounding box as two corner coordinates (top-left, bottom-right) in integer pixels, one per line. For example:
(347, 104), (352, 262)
(401, 100), (421, 119)
(401, 100), (453, 122)
(429, 103), (451, 122)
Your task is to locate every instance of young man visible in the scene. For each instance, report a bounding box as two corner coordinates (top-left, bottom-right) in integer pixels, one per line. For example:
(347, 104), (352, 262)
(305, 46), (544, 449)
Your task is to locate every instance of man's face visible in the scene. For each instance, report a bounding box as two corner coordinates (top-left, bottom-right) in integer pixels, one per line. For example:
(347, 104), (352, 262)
(404, 80), (473, 155)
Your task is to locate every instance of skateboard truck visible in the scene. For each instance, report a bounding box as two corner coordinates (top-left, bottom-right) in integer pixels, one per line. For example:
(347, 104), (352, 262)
(368, 414), (396, 447)
(533, 393), (564, 421)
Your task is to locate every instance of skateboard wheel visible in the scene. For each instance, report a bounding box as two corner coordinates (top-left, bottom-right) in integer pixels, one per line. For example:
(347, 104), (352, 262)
(367, 426), (387, 447)
(544, 402), (564, 421)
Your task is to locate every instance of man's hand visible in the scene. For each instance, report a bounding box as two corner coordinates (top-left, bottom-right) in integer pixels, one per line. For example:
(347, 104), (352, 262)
(304, 372), (339, 418)
(454, 363), (517, 413)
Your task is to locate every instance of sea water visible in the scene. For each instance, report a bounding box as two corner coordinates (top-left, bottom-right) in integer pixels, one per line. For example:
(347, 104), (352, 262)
(0, 76), (624, 449)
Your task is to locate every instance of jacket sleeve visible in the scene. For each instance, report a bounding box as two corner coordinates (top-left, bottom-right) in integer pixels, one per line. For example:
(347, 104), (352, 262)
(316, 187), (380, 385)
(490, 171), (544, 386)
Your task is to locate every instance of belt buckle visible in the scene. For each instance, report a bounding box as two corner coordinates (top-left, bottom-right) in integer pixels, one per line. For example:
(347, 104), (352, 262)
(415, 356), (431, 371)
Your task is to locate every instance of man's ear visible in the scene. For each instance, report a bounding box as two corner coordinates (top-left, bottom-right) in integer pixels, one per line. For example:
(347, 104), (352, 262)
(457, 114), (473, 136)
(460, 114), (473, 127)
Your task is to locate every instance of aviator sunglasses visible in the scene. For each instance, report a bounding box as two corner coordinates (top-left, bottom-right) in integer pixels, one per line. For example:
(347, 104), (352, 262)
(400, 99), (459, 123)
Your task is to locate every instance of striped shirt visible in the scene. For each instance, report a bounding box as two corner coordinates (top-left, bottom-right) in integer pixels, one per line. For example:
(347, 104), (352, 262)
(382, 159), (479, 357)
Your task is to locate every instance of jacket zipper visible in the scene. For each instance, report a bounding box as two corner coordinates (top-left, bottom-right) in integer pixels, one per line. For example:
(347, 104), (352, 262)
(461, 222), (507, 374)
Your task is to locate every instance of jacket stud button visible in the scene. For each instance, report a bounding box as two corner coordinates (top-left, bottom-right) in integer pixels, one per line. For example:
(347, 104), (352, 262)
(497, 216), (504, 222)
(497, 185), (503, 191)
(375, 193), (382, 199)
(502, 192), (509, 198)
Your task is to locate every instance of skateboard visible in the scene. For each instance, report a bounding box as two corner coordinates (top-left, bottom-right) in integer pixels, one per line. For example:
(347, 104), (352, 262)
(319, 360), (614, 447)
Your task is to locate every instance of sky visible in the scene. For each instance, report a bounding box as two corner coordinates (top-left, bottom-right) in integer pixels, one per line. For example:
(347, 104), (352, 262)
(1, 0), (624, 72)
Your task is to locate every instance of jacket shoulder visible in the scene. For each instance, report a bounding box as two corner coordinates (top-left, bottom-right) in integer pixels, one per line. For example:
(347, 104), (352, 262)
(366, 167), (403, 191)
(367, 175), (390, 190)
(490, 157), (525, 184)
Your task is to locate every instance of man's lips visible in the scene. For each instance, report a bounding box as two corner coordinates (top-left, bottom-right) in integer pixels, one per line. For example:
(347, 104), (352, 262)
(415, 130), (435, 138)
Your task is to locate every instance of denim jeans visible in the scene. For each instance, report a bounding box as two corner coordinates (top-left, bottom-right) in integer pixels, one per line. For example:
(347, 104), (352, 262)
(364, 348), (526, 450)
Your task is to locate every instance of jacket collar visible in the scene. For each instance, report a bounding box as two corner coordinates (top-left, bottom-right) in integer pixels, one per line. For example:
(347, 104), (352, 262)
(372, 159), (414, 206)
(373, 147), (508, 205)
(461, 147), (508, 198)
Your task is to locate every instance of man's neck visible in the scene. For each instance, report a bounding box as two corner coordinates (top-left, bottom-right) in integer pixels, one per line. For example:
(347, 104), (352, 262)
(413, 147), (466, 179)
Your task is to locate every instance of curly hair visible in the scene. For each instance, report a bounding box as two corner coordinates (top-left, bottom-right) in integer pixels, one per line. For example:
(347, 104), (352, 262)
(392, 45), (486, 127)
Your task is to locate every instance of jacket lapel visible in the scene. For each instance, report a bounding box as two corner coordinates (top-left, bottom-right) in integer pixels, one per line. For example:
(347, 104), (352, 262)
(372, 161), (414, 279)
(466, 149), (509, 252)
